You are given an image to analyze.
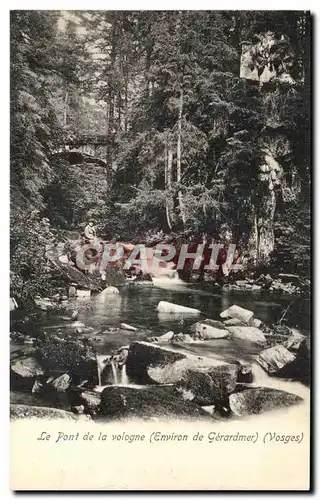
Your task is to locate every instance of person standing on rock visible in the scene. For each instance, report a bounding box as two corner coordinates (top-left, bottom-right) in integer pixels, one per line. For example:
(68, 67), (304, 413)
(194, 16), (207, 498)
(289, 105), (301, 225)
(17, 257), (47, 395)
(84, 221), (97, 242)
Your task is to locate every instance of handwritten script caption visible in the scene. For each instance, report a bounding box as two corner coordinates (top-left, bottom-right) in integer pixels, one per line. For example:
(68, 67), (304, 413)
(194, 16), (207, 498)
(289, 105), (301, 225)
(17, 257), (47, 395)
(37, 430), (304, 445)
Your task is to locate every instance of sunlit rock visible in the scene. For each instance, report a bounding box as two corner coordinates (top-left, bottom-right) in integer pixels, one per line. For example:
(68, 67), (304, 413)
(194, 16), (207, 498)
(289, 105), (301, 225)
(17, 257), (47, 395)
(192, 320), (229, 340)
(220, 304), (254, 324)
(229, 387), (303, 416)
(156, 301), (200, 315)
(120, 323), (137, 332)
(227, 326), (266, 343)
(257, 344), (295, 375)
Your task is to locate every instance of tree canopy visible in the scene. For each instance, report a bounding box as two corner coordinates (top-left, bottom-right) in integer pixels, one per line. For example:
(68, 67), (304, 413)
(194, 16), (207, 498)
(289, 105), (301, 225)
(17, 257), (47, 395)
(10, 10), (311, 302)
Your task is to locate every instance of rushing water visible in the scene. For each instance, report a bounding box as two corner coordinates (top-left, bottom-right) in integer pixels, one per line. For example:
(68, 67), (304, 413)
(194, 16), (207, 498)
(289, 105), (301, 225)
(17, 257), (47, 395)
(12, 278), (310, 418)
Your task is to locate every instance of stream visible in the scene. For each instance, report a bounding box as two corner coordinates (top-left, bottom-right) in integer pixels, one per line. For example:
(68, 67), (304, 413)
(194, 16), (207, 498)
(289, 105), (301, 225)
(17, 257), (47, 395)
(40, 277), (310, 352)
(11, 278), (311, 418)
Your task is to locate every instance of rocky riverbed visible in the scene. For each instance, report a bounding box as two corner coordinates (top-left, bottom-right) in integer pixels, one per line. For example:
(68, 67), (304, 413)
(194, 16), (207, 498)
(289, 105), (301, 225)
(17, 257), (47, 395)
(10, 284), (310, 423)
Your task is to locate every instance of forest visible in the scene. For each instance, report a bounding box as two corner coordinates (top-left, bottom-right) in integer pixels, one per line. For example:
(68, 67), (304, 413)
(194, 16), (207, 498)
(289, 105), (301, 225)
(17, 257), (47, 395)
(10, 10), (311, 305)
(9, 10), (312, 436)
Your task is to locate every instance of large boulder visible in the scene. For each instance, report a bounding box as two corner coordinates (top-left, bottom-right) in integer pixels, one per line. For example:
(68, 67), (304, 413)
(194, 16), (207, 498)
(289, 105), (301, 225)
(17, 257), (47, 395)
(125, 341), (247, 411)
(99, 385), (210, 420)
(229, 387), (303, 416)
(10, 404), (89, 420)
(125, 341), (186, 383)
(192, 320), (229, 340)
(11, 356), (45, 389)
(45, 245), (102, 291)
(125, 341), (226, 384)
(156, 301), (200, 315)
(286, 329), (307, 351)
(37, 335), (97, 382)
(294, 337), (310, 384)
(11, 357), (45, 379)
(257, 344), (296, 376)
(147, 357), (228, 385)
(220, 305), (254, 324)
(48, 373), (72, 392)
(227, 326), (266, 343)
(179, 363), (240, 408)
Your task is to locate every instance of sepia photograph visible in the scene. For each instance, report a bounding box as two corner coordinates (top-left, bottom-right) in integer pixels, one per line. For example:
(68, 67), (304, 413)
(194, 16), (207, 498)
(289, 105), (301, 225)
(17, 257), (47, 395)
(9, 8), (311, 491)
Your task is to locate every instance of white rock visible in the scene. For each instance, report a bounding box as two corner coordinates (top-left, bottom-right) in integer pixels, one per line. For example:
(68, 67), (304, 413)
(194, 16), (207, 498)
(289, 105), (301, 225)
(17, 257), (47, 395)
(76, 289), (91, 298)
(157, 331), (175, 342)
(257, 345), (296, 375)
(226, 326), (266, 343)
(286, 329), (307, 351)
(156, 301), (200, 315)
(11, 357), (45, 379)
(120, 323), (138, 332)
(101, 286), (120, 295)
(249, 318), (263, 328)
(220, 305), (254, 323)
(195, 322), (229, 340)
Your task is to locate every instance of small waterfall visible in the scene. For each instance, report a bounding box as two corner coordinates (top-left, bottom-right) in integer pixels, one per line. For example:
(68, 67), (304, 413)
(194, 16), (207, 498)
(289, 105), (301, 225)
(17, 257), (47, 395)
(110, 358), (119, 384)
(97, 365), (102, 387)
(251, 361), (310, 400)
(95, 353), (130, 387)
(120, 364), (129, 385)
(96, 354), (111, 388)
(152, 271), (184, 287)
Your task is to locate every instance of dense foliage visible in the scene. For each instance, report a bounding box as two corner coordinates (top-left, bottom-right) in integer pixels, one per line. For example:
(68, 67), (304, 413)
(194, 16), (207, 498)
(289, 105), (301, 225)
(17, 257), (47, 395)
(10, 10), (311, 303)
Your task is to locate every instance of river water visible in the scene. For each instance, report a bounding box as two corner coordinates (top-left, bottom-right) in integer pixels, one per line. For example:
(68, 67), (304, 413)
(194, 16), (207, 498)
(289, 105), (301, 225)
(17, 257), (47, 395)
(12, 278), (310, 420)
(39, 278), (310, 363)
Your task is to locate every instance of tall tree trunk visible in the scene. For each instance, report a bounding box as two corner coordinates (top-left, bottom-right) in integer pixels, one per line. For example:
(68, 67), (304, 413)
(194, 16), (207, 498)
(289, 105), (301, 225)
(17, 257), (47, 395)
(257, 189), (276, 262)
(145, 39), (153, 96)
(165, 142), (173, 231)
(118, 89), (122, 129)
(177, 88), (186, 226)
(63, 90), (69, 128)
(117, 33), (123, 130)
(107, 19), (117, 166)
(124, 54), (128, 133)
(247, 205), (259, 265)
